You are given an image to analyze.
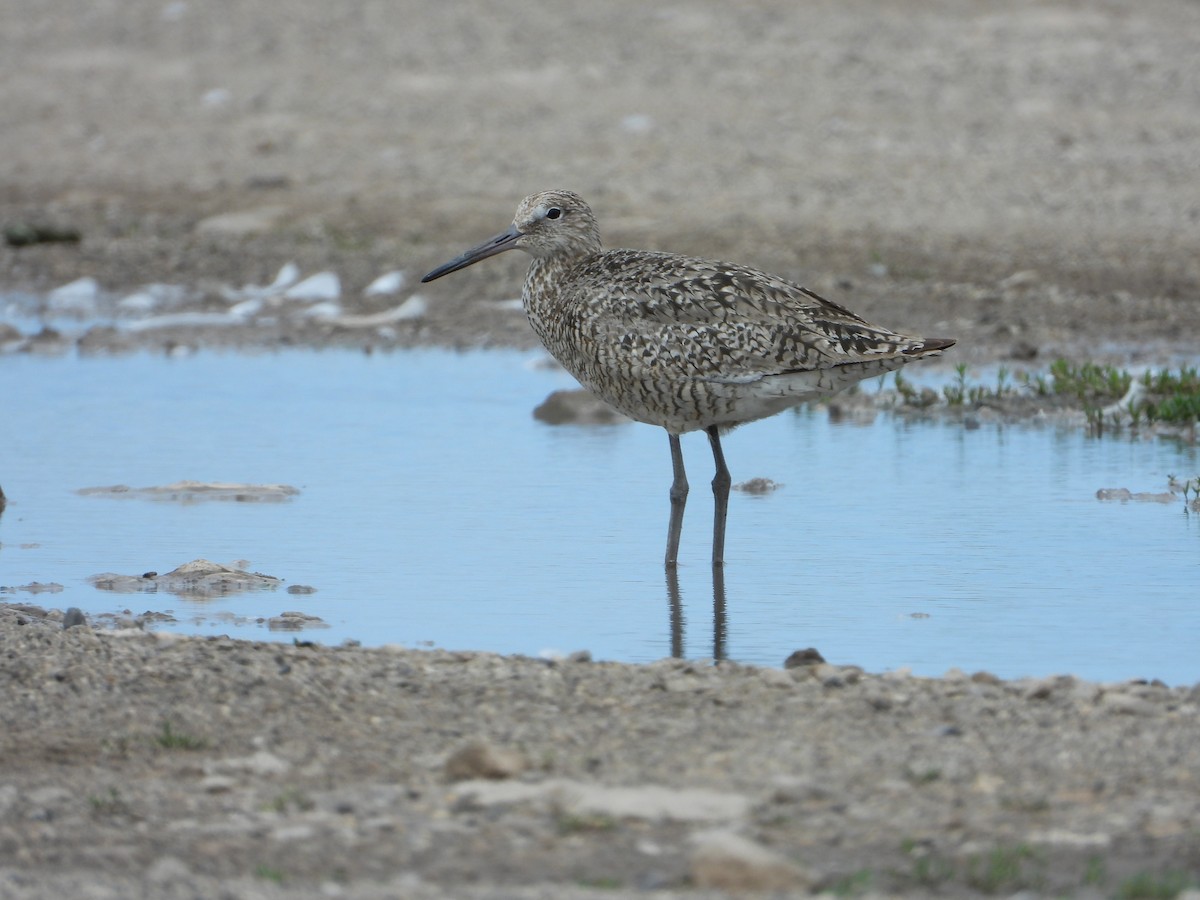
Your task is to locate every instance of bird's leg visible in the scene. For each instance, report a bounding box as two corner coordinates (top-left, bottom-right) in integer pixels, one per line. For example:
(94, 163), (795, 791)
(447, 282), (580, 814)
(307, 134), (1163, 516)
(706, 425), (731, 567)
(665, 433), (688, 568)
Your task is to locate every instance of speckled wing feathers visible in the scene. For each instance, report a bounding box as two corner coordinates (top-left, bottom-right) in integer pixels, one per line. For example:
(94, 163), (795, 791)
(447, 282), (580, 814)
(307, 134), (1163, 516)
(560, 249), (932, 382)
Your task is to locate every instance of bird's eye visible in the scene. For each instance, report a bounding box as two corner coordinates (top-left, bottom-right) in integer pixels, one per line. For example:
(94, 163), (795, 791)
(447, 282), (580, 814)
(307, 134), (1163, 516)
(546, 207), (562, 220)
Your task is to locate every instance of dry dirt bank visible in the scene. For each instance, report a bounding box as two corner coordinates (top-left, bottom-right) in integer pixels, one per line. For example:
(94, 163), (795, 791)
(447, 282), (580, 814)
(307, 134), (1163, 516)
(2, 604), (1200, 899)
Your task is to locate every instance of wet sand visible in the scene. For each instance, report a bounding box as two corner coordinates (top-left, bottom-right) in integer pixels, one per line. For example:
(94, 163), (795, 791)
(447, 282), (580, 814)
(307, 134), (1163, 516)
(3, 0), (1200, 895)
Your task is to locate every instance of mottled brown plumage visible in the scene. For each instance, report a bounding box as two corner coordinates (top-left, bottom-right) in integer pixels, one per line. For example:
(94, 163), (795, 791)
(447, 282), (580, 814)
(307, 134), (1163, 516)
(423, 190), (954, 566)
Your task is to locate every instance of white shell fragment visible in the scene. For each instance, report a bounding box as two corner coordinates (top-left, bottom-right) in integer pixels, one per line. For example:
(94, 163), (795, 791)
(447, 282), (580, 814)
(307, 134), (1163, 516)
(364, 270), (407, 296)
(312, 295), (425, 327)
(46, 277), (100, 315)
(283, 271), (341, 302)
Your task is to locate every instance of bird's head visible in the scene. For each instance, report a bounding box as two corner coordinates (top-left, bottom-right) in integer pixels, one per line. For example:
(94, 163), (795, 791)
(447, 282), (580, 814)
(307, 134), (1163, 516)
(421, 190), (601, 283)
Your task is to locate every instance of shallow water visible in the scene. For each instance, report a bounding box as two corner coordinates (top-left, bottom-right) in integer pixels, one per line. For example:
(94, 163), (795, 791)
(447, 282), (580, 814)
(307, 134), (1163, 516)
(2, 350), (1198, 683)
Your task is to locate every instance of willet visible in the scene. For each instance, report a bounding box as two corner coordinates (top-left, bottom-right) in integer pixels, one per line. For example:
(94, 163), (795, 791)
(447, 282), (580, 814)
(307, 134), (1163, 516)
(422, 190), (955, 567)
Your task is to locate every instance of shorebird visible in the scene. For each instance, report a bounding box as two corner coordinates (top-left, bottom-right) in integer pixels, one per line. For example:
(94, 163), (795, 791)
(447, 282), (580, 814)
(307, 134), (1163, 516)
(422, 191), (954, 567)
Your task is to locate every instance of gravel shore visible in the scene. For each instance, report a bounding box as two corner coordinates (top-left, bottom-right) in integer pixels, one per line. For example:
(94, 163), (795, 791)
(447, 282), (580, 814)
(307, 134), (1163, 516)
(3, 604), (1200, 898)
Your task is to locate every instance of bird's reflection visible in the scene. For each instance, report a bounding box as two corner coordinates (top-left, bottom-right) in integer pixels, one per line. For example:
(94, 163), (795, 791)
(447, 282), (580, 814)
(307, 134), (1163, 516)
(665, 564), (728, 660)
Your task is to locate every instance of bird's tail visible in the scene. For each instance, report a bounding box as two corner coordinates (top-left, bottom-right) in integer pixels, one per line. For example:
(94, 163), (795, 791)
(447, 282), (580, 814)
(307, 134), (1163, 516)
(903, 337), (956, 357)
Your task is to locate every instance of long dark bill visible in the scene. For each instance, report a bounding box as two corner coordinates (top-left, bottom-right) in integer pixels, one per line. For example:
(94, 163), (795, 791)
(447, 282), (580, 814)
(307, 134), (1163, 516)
(421, 225), (523, 283)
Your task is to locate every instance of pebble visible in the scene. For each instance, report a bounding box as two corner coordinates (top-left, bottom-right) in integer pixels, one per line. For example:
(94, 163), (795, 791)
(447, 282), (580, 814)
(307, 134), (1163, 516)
(783, 647), (825, 669)
(757, 668), (793, 688)
(143, 856), (192, 885)
(199, 775), (236, 793)
(999, 270), (1040, 291)
(689, 829), (811, 892)
(443, 741), (526, 781)
(619, 113), (654, 134)
(268, 611), (329, 631)
(451, 778), (750, 823)
(195, 206), (287, 236)
(0, 322), (22, 347)
(200, 87), (231, 108)
(533, 389), (630, 425)
(769, 775), (830, 804)
(733, 477), (783, 494)
(206, 749), (290, 777)
(1098, 691), (1155, 716)
(658, 673), (714, 694)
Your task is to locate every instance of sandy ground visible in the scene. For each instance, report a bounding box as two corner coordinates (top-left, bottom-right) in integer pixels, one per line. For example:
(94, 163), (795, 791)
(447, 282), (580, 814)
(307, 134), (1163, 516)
(2, 0), (1199, 363)
(3, 0), (1200, 896)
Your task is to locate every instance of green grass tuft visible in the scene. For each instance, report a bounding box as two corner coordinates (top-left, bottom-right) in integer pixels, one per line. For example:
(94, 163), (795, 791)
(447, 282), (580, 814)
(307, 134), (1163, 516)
(154, 720), (208, 751)
(1116, 870), (1196, 900)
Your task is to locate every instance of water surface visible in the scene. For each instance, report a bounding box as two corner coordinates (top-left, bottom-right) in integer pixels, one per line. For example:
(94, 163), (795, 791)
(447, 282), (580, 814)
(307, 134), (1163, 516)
(2, 350), (1198, 683)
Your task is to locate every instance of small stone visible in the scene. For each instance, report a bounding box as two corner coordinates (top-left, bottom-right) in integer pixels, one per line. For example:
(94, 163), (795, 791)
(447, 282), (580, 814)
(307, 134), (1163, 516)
(533, 389), (630, 425)
(201, 87), (231, 107)
(201, 774), (236, 792)
(689, 830), (811, 892)
(783, 648), (825, 669)
(1024, 676), (1063, 700)
(660, 674), (713, 694)
(268, 611), (327, 630)
(758, 668), (793, 688)
(769, 776), (830, 804)
(810, 663), (850, 687)
(1009, 339), (1039, 360)
(144, 856), (192, 885)
(620, 113), (655, 134)
(61, 608), (87, 630)
(999, 270), (1040, 291)
(450, 779), (749, 822)
(1099, 692), (1154, 716)
(208, 749), (290, 777)
(196, 206), (288, 236)
(444, 741), (526, 781)
(733, 477), (783, 494)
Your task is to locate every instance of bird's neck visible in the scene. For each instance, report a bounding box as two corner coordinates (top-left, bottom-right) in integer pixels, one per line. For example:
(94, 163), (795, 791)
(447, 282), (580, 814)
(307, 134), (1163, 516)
(522, 254), (581, 349)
